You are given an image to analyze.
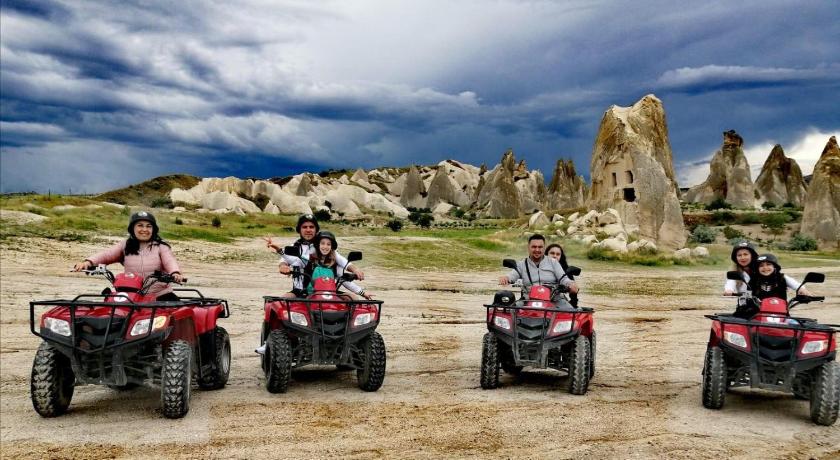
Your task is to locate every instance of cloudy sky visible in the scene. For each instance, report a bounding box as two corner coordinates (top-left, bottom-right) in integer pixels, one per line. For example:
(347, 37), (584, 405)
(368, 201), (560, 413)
(1, 0), (838, 194)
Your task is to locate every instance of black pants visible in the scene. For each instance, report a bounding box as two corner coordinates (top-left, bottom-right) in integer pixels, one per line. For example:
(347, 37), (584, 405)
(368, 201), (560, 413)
(157, 292), (180, 301)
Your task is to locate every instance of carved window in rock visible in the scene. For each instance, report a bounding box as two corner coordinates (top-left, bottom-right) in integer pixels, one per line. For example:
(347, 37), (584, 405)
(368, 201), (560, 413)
(623, 188), (636, 202)
(611, 172), (618, 187)
(625, 171), (634, 184)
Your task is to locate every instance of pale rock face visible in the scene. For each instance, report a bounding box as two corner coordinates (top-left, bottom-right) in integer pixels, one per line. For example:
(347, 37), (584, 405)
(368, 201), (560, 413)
(567, 224), (579, 235)
(264, 202), (280, 214)
(399, 166), (427, 209)
(476, 151), (521, 218)
(691, 246), (709, 257)
(170, 188), (200, 206)
(432, 202), (454, 216)
(270, 189), (313, 215)
(437, 160), (481, 196)
(597, 208), (620, 226)
(350, 168), (369, 183)
(172, 206), (187, 213)
(201, 191), (260, 213)
(388, 173), (408, 196)
(568, 212), (580, 221)
(601, 223), (626, 238)
(587, 94), (686, 250)
(515, 170), (546, 213)
(528, 211), (551, 229)
(685, 130), (756, 207)
(755, 144), (807, 207)
(673, 248), (692, 259)
(546, 159), (586, 209)
(324, 189), (363, 217)
(580, 235), (599, 245)
(426, 167), (471, 208)
(555, 229), (566, 237)
(800, 136), (840, 247)
(597, 238), (628, 253)
(552, 214), (564, 223)
(338, 175), (350, 185)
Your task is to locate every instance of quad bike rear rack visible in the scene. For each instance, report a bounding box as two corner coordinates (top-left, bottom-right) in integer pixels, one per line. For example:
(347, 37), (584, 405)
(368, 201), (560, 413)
(484, 303), (594, 366)
(31, 293), (230, 354)
(264, 295), (384, 363)
(707, 313), (839, 391)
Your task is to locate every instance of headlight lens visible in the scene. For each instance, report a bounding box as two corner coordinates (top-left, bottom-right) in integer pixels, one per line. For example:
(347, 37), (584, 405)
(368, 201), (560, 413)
(353, 312), (373, 326)
(723, 331), (748, 349)
(493, 316), (511, 330)
(530, 301), (544, 308)
(552, 320), (573, 334)
(45, 318), (71, 336)
(801, 340), (828, 355)
(129, 316), (168, 337)
(290, 311), (309, 326)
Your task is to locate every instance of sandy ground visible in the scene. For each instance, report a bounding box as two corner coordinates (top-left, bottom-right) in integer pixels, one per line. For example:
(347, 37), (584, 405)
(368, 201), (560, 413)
(1, 236), (838, 459)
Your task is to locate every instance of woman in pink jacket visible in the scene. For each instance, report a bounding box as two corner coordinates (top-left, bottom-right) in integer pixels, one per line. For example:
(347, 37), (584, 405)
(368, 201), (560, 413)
(73, 211), (184, 300)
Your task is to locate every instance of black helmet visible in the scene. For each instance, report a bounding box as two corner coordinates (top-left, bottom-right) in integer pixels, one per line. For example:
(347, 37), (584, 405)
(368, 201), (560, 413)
(296, 214), (320, 233)
(314, 231), (337, 250)
(730, 240), (758, 264)
(127, 211), (159, 238)
(756, 253), (781, 270)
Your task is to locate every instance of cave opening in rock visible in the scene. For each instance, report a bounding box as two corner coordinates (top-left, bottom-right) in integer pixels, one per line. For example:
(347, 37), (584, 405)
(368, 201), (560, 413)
(623, 187), (636, 202)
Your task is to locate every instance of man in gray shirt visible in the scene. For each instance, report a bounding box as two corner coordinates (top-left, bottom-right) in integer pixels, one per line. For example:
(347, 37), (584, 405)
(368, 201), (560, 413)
(499, 234), (579, 294)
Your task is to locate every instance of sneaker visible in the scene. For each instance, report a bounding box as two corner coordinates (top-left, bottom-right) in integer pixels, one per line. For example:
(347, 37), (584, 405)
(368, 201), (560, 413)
(255, 344), (266, 354)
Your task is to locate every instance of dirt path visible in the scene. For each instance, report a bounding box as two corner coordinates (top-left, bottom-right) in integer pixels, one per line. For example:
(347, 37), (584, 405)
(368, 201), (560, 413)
(1, 237), (838, 459)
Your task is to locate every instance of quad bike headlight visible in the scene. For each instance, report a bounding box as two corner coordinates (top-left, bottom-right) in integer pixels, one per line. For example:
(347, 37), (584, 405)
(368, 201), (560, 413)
(723, 331), (748, 349)
(800, 340), (828, 355)
(353, 312), (374, 326)
(493, 316), (511, 330)
(290, 311), (309, 327)
(44, 317), (71, 337)
(129, 316), (168, 337)
(552, 320), (573, 334)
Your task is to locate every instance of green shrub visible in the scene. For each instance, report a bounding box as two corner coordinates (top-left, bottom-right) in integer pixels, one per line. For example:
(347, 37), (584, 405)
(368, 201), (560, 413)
(787, 233), (817, 251)
(689, 225), (717, 243)
(722, 225), (744, 240)
(586, 246), (621, 261)
(313, 209), (332, 222)
(211, 216), (222, 228)
(174, 217), (183, 225)
(710, 210), (735, 225)
(385, 219), (403, 232)
(150, 197), (174, 208)
(735, 212), (761, 225)
(706, 197), (732, 210)
(761, 201), (776, 210)
(782, 202), (796, 208)
(760, 213), (791, 236)
(415, 214), (433, 228)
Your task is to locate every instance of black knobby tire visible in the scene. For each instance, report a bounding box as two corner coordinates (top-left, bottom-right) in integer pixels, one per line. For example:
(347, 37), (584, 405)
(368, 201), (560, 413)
(589, 331), (597, 379)
(31, 341), (75, 417)
(198, 327), (231, 390)
(568, 335), (591, 395)
(480, 333), (500, 389)
(702, 346), (727, 409)
(357, 332), (387, 392)
(266, 330), (292, 394)
(498, 341), (523, 375)
(161, 340), (192, 419)
(810, 361), (839, 426)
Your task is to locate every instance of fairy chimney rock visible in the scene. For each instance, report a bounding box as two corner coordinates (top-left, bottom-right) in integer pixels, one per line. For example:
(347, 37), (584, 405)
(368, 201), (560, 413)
(476, 149), (522, 218)
(587, 94), (686, 250)
(755, 144), (807, 207)
(684, 130), (756, 207)
(801, 136), (840, 248)
(547, 159), (586, 210)
(399, 165), (427, 209)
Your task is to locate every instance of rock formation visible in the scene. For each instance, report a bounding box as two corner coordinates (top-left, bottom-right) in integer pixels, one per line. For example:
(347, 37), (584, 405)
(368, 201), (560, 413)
(399, 165), (427, 209)
(684, 130), (755, 207)
(587, 94), (686, 250)
(475, 150), (522, 218)
(425, 167), (470, 208)
(800, 136), (840, 248)
(546, 159), (586, 210)
(754, 144), (807, 207)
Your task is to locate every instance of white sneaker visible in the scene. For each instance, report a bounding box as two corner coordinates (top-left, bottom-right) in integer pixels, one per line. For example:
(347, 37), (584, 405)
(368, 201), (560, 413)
(255, 344), (266, 354)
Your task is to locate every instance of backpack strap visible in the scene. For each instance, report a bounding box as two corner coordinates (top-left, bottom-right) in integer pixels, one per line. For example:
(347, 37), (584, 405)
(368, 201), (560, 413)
(524, 258), (533, 285)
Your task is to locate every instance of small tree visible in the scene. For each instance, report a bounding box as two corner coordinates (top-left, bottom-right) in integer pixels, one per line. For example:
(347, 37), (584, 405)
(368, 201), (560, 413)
(385, 219), (403, 232)
(787, 233), (817, 251)
(722, 225), (744, 240)
(761, 201), (776, 210)
(706, 197), (732, 210)
(212, 216), (222, 228)
(689, 225), (717, 244)
(761, 213), (791, 238)
(415, 214), (433, 228)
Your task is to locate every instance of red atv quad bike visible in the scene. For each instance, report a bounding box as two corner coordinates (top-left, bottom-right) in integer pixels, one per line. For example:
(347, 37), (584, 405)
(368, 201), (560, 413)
(30, 265), (231, 419)
(260, 247), (385, 393)
(481, 259), (595, 395)
(702, 271), (838, 425)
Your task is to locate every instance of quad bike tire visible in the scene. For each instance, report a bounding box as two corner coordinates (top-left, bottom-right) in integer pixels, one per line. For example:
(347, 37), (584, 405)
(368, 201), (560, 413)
(266, 330), (292, 394)
(589, 331), (597, 379)
(498, 341), (523, 375)
(198, 327), (231, 390)
(161, 340), (192, 419)
(568, 335), (590, 395)
(480, 333), (500, 389)
(31, 341), (75, 417)
(702, 346), (726, 409)
(810, 361), (839, 426)
(357, 332), (387, 392)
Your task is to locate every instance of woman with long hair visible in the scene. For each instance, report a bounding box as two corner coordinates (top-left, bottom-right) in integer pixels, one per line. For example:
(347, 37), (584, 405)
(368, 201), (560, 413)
(304, 231), (372, 300)
(545, 243), (578, 307)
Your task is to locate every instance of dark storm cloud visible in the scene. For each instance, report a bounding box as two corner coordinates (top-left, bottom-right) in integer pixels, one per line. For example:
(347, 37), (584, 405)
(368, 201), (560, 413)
(1, 0), (838, 193)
